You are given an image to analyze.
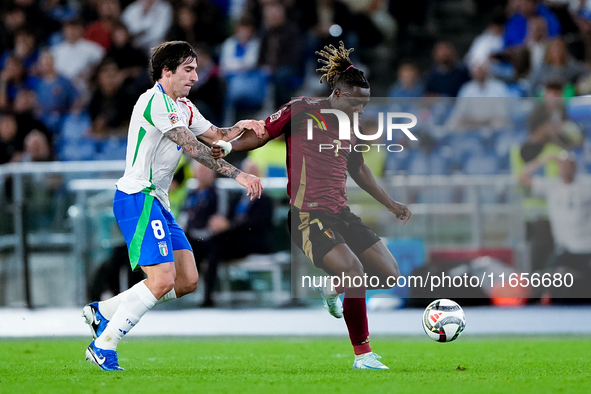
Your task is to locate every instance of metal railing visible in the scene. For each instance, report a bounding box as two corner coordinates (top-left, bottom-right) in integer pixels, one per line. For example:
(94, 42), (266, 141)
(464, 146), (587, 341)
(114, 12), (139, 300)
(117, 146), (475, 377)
(0, 161), (126, 308)
(0, 161), (531, 307)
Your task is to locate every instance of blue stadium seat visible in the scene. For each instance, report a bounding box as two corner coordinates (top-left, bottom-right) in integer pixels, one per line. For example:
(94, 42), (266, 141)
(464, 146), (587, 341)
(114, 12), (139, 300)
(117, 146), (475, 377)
(406, 151), (429, 175)
(431, 150), (452, 175)
(506, 82), (527, 98)
(58, 138), (97, 161)
(567, 97), (591, 125)
(267, 165), (287, 178)
(462, 153), (499, 175)
(429, 100), (455, 126)
(59, 112), (91, 142)
(508, 98), (533, 130)
(93, 138), (127, 161)
(494, 130), (527, 166)
(572, 146), (591, 175)
(444, 132), (485, 167)
(384, 148), (412, 174)
(406, 148), (452, 176)
(416, 188), (457, 203)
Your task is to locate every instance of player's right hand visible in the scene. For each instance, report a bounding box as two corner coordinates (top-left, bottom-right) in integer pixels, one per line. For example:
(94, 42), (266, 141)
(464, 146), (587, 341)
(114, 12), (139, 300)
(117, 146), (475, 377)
(389, 202), (411, 225)
(236, 172), (263, 200)
(235, 119), (266, 138)
(211, 141), (225, 159)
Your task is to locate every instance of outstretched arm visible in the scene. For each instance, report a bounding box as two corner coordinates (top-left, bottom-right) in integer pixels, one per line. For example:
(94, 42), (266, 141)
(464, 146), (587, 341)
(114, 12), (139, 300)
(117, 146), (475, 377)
(348, 160), (411, 224)
(198, 120), (266, 145)
(165, 126), (263, 199)
(211, 128), (274, 159)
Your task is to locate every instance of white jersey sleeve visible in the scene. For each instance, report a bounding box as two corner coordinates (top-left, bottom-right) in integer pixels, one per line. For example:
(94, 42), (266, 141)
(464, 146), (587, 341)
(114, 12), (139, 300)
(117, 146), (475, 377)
(177, 98), (212, 137)
(148, 91), (188, 134)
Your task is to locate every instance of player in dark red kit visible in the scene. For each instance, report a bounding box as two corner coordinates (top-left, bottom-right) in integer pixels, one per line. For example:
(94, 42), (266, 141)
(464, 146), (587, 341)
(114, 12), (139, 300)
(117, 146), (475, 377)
(212, 42), (411, 370)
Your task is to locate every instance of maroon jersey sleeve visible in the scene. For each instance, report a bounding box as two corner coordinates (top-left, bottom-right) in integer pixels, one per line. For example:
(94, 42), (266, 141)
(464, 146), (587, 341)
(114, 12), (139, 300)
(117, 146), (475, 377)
(265, 104), (291, 138)
(349, 125), (365, 168)
(348, 150), (365, 168)
(265, 98), (309, 138)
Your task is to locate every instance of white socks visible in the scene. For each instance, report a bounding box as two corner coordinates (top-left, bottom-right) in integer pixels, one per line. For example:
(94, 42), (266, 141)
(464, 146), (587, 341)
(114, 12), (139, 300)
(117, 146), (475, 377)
(95, 281), (157, 350)
(156, 288), (177, 305)
(98, 283), (177, 320)
(97, 291), (128, 320)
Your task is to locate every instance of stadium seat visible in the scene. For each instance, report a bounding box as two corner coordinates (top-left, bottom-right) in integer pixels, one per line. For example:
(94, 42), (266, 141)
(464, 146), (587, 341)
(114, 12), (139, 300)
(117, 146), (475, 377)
(384, 147), (412, 174)
(567, 97), (591, 126)
(429, 100), (455, 126)
(58, 138), (97, 161)
(405, 149), (452, 176)
(210, 204), (291, 307)
(416, 188), (458, 203)
(406, 151), (429, 175)
(493, 130), (527, 172)
(267, 165), (287, 178)
(508, 98), (534, 130)
(59, 112), (92, 142)
(462, 153), (499, 175)
(216, 252), (291, 306)
(93, 138), (127, 161)
(574, 153), (591, 175)
(494, 130), (527, 156)
(444, 132), (485, 167)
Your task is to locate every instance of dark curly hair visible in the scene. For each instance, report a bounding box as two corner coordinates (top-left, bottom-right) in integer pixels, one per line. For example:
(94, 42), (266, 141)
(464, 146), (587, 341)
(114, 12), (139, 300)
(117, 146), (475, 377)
(316, 41), (370, 90)
(150, 41), (197, 82)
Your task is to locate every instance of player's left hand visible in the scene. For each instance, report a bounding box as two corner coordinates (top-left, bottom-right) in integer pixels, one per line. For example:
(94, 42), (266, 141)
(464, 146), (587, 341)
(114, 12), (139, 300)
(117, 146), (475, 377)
(235, 119), (266, 138)
(236, 172), (263, 200)
(389, 202), (411, 225)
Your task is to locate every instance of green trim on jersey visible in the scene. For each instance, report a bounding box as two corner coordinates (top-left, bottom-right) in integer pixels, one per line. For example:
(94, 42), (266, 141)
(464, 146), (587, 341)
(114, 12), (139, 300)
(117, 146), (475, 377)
(164, 93), (176, 113)
(142, 167), (156, 193)
(141, 184), (156, 193)
(166, 96), (176, 112)
(132, 127), (147, 166)
(143, 95), (156, 126)
(129, 194), (154, 271)
(161, 92), (172, 112)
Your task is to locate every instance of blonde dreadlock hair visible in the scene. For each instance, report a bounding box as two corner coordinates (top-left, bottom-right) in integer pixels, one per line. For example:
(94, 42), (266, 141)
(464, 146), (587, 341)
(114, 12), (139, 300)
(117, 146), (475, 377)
(316, 41), (369, 90)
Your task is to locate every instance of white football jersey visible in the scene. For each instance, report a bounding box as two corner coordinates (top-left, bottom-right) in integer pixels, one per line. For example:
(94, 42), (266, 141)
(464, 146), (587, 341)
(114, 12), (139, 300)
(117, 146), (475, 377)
(116, 82), (212, 211)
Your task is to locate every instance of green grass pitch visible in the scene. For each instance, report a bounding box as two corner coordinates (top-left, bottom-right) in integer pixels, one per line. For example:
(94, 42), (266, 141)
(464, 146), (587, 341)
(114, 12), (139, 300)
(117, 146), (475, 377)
(1, 336), (590, 394)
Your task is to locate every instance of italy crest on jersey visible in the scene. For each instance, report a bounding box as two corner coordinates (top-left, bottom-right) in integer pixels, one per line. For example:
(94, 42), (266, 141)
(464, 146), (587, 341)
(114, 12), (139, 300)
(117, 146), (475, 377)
(158, 241), (169, 256)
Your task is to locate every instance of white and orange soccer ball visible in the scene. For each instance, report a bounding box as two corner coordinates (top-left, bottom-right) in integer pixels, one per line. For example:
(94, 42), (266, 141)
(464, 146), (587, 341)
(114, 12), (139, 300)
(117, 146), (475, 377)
(422, 299), (466, 342)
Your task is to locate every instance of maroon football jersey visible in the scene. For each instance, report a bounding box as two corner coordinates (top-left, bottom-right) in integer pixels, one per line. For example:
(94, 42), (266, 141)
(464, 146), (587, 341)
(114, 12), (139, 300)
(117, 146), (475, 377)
(265, 97), (364, 214)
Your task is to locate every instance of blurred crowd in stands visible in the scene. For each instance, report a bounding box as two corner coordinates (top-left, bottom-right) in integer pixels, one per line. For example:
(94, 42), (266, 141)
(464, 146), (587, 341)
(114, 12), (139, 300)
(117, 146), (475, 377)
(3, 0), (591, 304)
(1, 0), (591, 179)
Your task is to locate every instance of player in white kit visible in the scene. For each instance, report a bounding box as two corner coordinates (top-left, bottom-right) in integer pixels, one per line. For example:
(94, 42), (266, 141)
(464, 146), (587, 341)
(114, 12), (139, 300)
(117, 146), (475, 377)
(83, 41), (264, 371)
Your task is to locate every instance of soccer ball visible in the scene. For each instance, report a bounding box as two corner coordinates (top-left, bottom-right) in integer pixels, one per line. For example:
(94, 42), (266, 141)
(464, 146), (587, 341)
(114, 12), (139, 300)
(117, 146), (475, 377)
(422, 299), (466, 342)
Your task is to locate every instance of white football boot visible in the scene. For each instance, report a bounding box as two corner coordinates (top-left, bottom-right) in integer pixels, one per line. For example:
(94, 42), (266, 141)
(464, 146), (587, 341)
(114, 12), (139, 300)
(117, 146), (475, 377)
(352, 352), (389, 370)
(314, 284), (343, 319)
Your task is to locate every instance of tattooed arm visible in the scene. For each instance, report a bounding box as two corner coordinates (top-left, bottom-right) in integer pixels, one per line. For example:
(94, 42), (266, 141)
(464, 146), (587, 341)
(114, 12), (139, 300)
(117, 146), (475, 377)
(165, 126), (263, 199)
(197, 125), (235, 145)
